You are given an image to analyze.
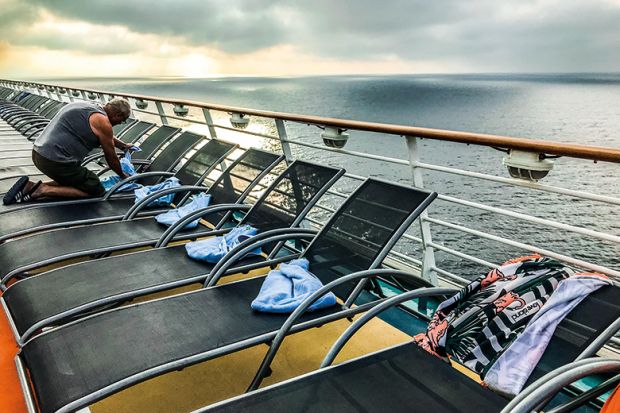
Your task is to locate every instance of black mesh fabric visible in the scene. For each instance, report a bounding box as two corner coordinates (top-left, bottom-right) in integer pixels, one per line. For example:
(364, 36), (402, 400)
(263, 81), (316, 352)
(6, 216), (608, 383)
(204, 149), (282, 224)
(303, 180), (434, 299)
(242, 161), (342, 251)
(525, 285), (620, 385)
(116, 121), (154, 144)
(174, 140), (238, 187)
(131, 126), (178, 160)
(112, 119), (134, 135)
(199, 344), (507, 413)
(0, 197), (135, 237)
(17, 178), (435, 413)
(21, 276), (337, 413)
(3, 161), (337, 336)
(4, 244), (260, 336)
(139, 131), (203, 185)
(0, 219), (171, 278)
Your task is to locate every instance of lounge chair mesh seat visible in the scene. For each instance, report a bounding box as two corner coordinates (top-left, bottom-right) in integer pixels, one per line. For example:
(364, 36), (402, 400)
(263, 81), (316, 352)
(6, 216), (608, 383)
(4, 160), (343, 338)
(0, 137), (235, 242)
(198, 343), (508, 413)
(0, 148), (282, 284)
(17, 179), (436, 413)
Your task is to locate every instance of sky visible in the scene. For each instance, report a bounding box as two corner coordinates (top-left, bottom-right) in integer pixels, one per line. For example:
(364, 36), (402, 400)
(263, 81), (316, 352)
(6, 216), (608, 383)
(0, 0), (619, 78)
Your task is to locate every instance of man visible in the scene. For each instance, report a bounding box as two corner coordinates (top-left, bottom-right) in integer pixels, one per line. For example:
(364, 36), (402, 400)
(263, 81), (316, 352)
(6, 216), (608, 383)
(3, 98), (134, 204)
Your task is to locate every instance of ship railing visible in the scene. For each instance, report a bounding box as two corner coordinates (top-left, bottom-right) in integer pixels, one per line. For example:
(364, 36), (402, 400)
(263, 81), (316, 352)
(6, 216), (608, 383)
(2, 80), (620, 297)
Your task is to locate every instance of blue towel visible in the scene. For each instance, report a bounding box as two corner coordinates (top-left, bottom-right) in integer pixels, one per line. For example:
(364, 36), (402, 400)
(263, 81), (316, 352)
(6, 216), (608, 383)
(155, 193), (212, 229)
(251, 258), (337, 314)
(101, 151), (141, 192)
(185, 225), (261, 263)
(134, 177), (181, 206)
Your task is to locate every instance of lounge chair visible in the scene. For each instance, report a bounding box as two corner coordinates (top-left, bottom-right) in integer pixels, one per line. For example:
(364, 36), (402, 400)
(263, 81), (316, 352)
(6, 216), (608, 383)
(0, 136), (236, 243)
(14, 178), (436, 413)
(4, 100), (66, 139)
(193, 279), (620, 413)
(0, 147), (284, 287)
(0, 127), (199, 212)
(2, 160), (344, 342)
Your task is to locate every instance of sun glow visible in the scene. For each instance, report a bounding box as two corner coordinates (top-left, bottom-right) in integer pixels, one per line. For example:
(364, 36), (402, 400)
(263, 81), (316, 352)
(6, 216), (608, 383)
(176, 53), (215, 78)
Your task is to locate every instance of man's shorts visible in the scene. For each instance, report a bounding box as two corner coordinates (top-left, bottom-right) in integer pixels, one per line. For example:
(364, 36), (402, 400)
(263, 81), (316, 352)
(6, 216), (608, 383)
(32, 150), (105, 197)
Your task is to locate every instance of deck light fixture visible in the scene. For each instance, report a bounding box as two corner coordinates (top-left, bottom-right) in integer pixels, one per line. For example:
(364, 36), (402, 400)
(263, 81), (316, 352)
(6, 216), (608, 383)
(71, 90), (80, 97)
(173, 104), (189, 117)
(37, 85), (44, 91)
(87, 92), (97, 100)
(503, 150), (554, 181)
(321, 127), (350, 148)
(135, 99), (148, 109)
(230, 112), (250, 129)
(58, 88), (67, 94)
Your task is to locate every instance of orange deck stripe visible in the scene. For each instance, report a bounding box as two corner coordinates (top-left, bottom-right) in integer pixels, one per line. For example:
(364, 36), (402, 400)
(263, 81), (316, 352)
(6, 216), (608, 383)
(0, 297), (28, 413)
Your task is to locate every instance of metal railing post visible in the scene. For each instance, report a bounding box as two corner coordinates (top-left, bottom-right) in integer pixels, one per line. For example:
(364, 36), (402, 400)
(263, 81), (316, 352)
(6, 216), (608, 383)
(201, 108), (218, 139)
(406, 136), (438, 285)
(155, 101), (169, 125)
(275, 119), (293, 162)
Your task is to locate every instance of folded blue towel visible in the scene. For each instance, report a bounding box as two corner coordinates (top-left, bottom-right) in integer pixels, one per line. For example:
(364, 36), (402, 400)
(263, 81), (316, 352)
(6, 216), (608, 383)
(251, 258), (337, 314)
(134, 177), (181, 206)
(155, 193), (212, 229)
(101, 151), (141, 192)
(185, 225), (261, 263)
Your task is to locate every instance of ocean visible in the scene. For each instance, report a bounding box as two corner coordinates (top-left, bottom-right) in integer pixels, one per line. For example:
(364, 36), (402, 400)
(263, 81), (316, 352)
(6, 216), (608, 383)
(41, 74), (620, 280)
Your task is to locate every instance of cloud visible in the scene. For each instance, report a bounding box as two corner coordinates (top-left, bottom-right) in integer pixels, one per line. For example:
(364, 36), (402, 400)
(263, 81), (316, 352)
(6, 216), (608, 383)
(0, 0), (619, 75)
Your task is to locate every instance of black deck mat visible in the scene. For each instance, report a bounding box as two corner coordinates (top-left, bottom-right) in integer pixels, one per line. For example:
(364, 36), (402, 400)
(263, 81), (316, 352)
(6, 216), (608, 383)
(22, 276), (336, 413)
(199, 344), (507, 413)
(6, 244), (265, 335)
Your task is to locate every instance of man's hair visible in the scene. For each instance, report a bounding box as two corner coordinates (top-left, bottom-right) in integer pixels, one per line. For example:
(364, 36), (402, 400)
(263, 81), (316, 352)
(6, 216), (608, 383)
(106, 98), (132, 118)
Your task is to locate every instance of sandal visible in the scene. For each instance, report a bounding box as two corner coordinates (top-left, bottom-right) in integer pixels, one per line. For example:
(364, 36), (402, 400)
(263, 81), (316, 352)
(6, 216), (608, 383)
(3, 176), (29, 205)
(2, 178), (42, 205)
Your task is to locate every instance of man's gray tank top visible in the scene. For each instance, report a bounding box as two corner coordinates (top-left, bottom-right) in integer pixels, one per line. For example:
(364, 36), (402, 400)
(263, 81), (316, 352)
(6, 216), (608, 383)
(34, 102), (106, 163)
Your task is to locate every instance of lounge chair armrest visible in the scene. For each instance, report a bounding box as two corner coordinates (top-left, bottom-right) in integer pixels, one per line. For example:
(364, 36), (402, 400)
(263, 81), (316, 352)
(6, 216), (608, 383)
(131, 159), (152, 165)
(8, 114), (40, 123)
(500, 358), (620, 413)
(102, 171), (175, 199)
(81, 151), (118, 166)
(321, 286), (457, 368)
(14, 118), (46, 128)
(205, 228), (320, 287)
(15, 120), (48, 132)
(1, 108), (29, 117)
(123, 185), (208, 219)
(155, 203), (253, 247)
(248, 268), (439, 391)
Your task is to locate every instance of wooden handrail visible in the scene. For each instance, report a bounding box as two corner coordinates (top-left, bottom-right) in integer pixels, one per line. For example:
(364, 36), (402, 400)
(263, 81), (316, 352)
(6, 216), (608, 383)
(4, 79), (620, 163)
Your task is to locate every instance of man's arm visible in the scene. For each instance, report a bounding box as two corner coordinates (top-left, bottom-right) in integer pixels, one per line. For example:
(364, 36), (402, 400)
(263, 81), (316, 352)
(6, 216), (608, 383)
(113, 137), (130, 151)
(90, 114), (127, 178)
